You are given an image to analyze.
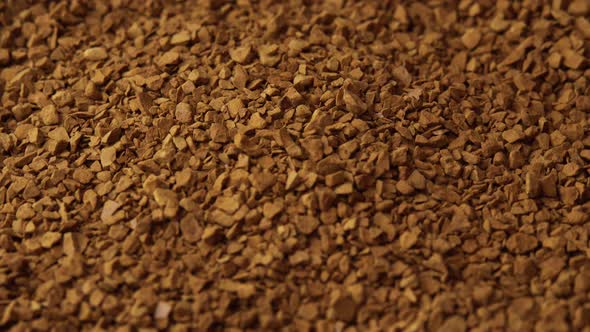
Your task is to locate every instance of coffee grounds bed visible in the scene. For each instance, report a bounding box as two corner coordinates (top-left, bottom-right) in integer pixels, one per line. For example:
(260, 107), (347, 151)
(1, 0), (589, 331)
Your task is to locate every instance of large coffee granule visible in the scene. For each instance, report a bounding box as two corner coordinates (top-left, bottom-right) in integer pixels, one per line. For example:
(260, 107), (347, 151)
(0, 0), (589, 331)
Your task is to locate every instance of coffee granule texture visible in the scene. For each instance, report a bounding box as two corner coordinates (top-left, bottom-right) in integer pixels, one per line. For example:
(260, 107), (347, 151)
(0, 0), (589, 331)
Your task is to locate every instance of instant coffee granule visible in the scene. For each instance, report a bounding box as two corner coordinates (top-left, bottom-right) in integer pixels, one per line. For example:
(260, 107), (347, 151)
(0, 0), (589, 331)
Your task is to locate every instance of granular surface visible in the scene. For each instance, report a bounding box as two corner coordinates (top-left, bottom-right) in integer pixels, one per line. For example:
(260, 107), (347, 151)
(1, 0), (589, 331)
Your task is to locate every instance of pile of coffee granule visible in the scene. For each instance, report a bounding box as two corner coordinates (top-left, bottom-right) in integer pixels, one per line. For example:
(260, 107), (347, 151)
(1, 0), (590, 331)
